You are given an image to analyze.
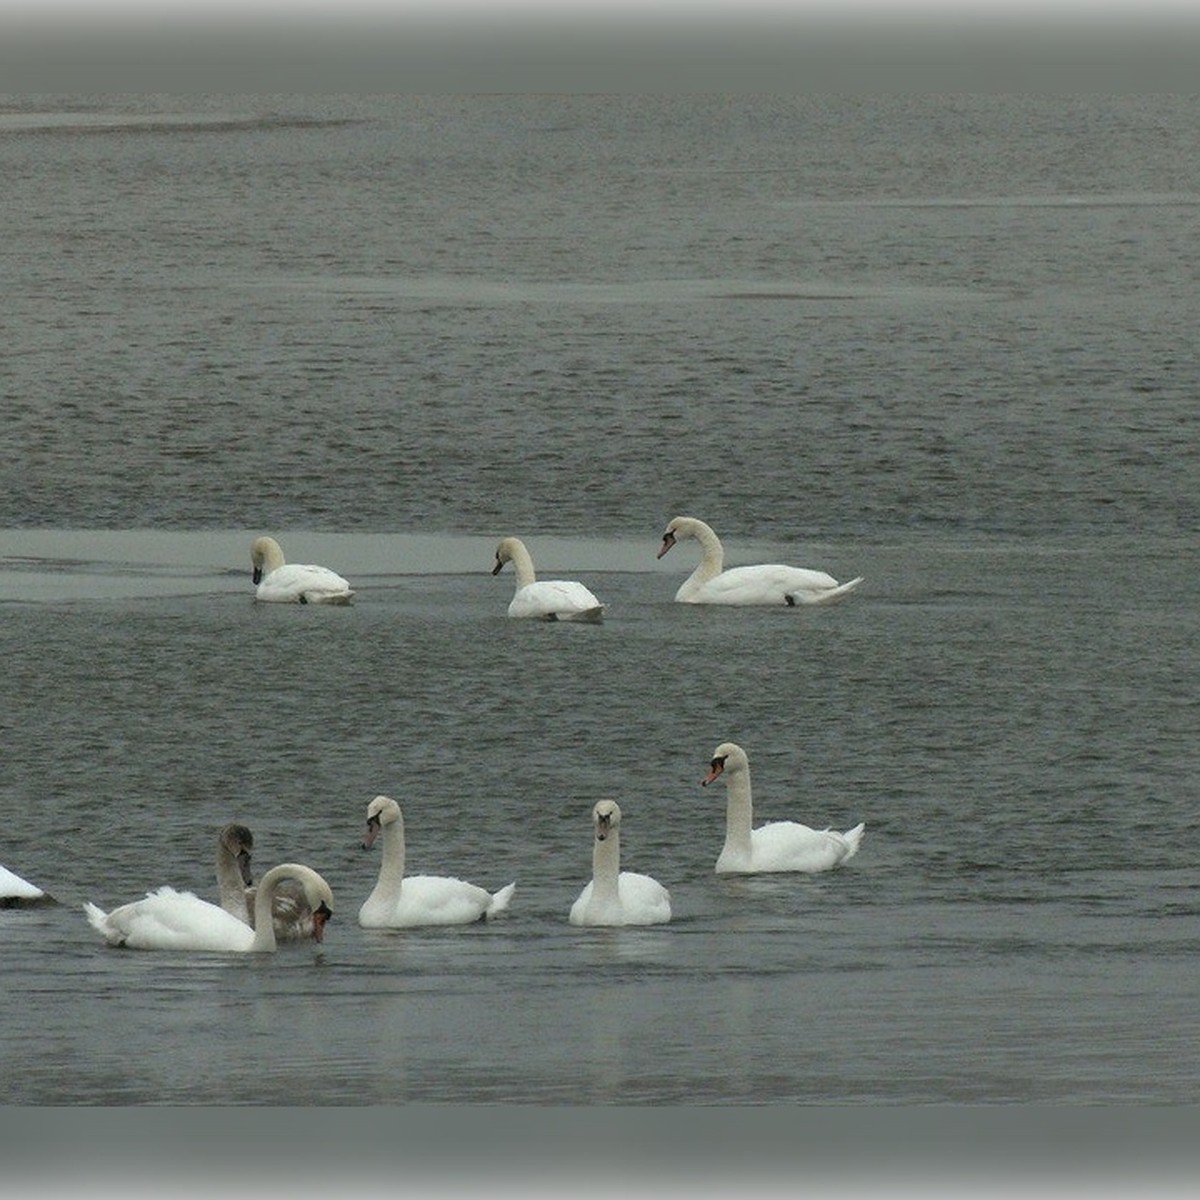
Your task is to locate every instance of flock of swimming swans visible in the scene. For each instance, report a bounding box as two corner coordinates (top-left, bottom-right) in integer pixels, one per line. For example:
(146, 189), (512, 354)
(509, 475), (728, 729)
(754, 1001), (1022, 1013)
(2, 515), (866, 942)
(249, 515), (863, 614)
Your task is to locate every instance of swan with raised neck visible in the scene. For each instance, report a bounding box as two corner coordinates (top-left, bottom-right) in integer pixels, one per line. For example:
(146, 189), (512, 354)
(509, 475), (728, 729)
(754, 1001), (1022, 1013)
(569, 800), (671, 926)
(657, 516), (862, 606)
(702, 742), (865, 874)
(215, 823), (255, 919)
(492, 536), (605, 621)
(358, 795), (515, 927)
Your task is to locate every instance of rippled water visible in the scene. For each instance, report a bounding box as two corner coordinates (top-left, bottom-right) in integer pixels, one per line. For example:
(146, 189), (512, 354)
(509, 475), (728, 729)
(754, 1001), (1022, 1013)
(2, 95), (1198, 1105)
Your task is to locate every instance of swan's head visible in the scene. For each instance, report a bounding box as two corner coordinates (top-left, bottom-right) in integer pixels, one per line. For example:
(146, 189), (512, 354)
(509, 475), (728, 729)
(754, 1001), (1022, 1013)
(250, 536), (284, 584)
(702, 741), (747, 786)
(363, 794), (402, 850)
(492, 537), (522, 576)
(592, 799), (622, 842)
(657, 516), (700, 559)
(218, 823), (255, 886)
(302, 876), (334, 944)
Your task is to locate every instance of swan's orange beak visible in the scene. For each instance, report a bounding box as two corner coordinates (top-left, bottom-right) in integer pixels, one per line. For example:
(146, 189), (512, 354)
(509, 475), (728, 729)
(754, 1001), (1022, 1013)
(311, 902), (331, 943)
(656, 532), (676, 560)
(702, 759), (725, 786)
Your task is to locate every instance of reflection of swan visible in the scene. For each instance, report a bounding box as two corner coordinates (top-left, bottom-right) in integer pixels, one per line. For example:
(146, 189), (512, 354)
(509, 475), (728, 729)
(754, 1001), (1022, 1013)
(492, 537), (605, 622)
(85, 863), (333, 951)
(358, 795), (515, 928)
(215, 823), (314, 941)
(569, 800), (671, 926)
(251, 536), (354, 604)
(703, 742), (864, 874)
(1, 863), (49, 907)
(656, 516), (861, 606)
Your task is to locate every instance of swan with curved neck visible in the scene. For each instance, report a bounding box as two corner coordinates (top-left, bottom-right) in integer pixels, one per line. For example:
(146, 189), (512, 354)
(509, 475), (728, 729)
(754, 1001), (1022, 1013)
(492, 536), (605, 622)
(215, 823), (315, 941)
(657, 516), (862, 606)
(358, 795), (516, 927)
(251, 536), (354, 605)
(569, 800), (671, 926)
(702, 742), (864, 874)
(85, 862), (333, 951)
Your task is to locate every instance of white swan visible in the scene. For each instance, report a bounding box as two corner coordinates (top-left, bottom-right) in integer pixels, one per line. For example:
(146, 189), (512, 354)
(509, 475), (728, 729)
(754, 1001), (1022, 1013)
(702, 742), (864, 874)
(569, 800), (671, 927)
(215, 823), (314, 941)
(251, 535), (354, 605)
(492, 536), (605, 622)
(85, 862), (333, 951)
(656, 516), (862, 606)
(358, 795), (516, 928)
(1, 863), (49, 907)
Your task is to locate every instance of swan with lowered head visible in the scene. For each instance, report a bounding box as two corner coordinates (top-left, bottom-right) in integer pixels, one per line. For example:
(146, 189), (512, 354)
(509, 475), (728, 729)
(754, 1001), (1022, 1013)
(702, 742), (864, 874)
(1, 863), (50, 907)
(85, 862), (333, 951)
(215, 823), (315, 941)
(657, 516), (861, 606)
(358, 795), (515, 928)
(251, 536), (354, 605)
(492, 536), (605, 622)
(569, 800), (671, 927)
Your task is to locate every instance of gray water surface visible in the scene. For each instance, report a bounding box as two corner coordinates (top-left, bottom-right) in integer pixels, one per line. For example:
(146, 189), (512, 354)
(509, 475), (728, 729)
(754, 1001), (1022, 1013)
(2, 95), (1198, 1104)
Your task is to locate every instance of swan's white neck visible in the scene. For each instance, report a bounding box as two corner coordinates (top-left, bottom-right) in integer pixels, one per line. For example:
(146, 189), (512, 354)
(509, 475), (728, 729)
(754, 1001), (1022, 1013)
(677, 519), (725, 599)
(255, 537), (286, 573)
(507, 541), (537, 590)
(369, 817), (407, 907)
(721, 765), (754, 861)
(591, 828), (621, 906)
(250, 866), (291, 951)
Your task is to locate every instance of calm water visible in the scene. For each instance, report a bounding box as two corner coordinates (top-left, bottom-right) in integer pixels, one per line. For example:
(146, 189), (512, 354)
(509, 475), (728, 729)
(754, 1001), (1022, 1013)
(1, 95), (1198, 1105)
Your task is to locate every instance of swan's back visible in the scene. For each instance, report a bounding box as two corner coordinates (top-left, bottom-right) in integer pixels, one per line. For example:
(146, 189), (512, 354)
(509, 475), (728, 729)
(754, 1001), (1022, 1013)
(1, 864), (47, 905)
(719, 820), (864, 874)
(86, 887), (258, 951)
(256, 562), (354, 605)
(359, 875), (513, 928)
(509, 580), (605, 621)
(570, 872), (672, 927)
(685, 564), (858, 606)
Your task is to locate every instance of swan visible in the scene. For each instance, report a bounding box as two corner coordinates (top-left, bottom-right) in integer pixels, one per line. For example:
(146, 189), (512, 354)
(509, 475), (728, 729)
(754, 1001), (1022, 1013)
(492, 536), (605, 622)
(84, 862), (333, 951)
(215, 823), (314, 941)
(702, 742), (864, 874)
(358, 795), (516, 928)
(251, 536), (354, 605)
(1, 863), (49, 907)
(569, 800), (671, 927)
(656, 516), (862, 606)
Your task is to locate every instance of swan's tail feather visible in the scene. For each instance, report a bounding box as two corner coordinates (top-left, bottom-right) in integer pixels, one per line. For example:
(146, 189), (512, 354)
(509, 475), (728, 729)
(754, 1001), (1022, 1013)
(487, 882), (516, 917)
(840, 823), (866, 859)
(801, 577), (863, 606)
(84, 901), (120, 944)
